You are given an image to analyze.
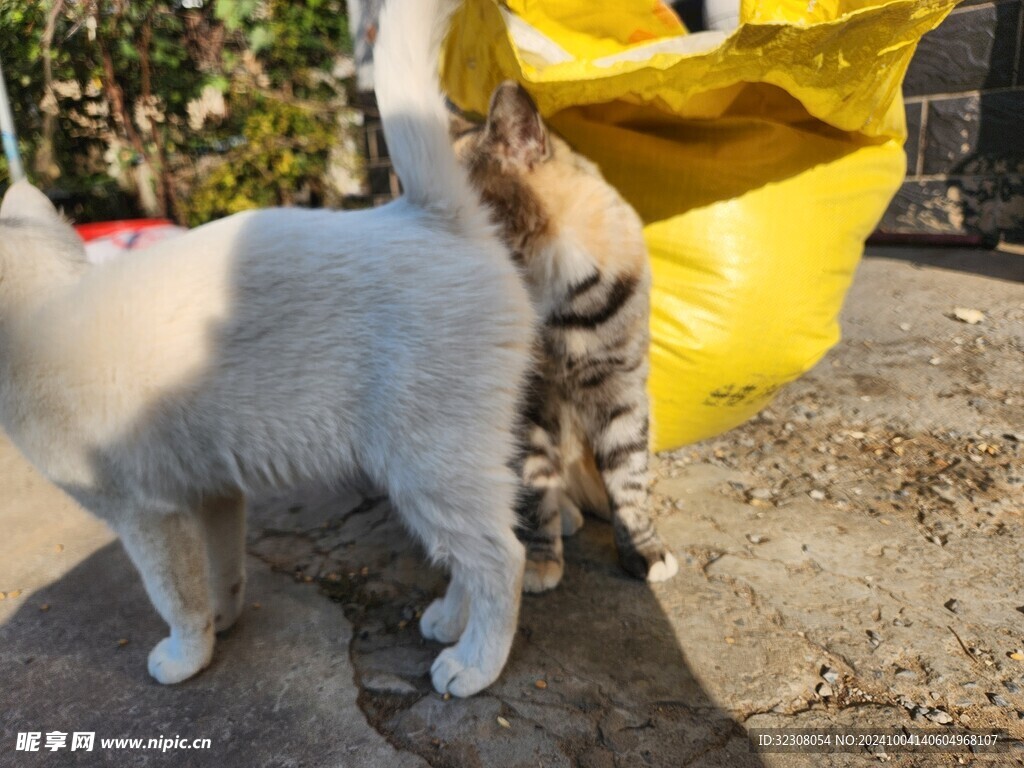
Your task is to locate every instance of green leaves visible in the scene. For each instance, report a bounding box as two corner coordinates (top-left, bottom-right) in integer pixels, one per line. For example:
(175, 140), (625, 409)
(247, 25), (274, 54)
(182, 95), (337, 225)
(0, 0), (353, 224)
(215, 0), (261, 31)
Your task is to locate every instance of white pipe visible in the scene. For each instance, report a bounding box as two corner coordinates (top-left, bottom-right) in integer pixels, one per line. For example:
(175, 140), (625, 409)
(0, 55), (26, 182)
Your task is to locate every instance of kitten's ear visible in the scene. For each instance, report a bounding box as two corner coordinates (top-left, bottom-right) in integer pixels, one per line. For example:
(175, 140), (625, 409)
(484, 81), (550, 169)
(0, 180), (61, 221)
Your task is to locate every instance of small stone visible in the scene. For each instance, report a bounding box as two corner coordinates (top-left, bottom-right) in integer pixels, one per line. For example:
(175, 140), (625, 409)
(809, 490), (826, 501)
(496, 716), (511, 728)
(929, 356), (942, 366)
(1004, 681), (1020, 694)
(867, 630), (882, 647)
(987, 693), (1011, 707)
(39, 603), (49, 612)
(54, 544), (64, 553)
(894, 668), (916, 680)
(746, 534), (767, 544)
(821, 666), (840, 685)
(117, 639), (129, 647)
(910, 706), (928, 722)
(926, 709), (953, 724)
(953, 307), (985, 324)
(534, 679), (547, 689)
(899, 323), (911, 331)
(747, 488), (773, 501)
(1009, 651), (1024, 661)
(816, 682), (834, 698)
(944, 598), (960, 614)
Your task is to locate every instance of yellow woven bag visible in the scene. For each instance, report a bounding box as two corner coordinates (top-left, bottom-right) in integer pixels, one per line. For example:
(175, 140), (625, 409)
(442, 0), (957, 451)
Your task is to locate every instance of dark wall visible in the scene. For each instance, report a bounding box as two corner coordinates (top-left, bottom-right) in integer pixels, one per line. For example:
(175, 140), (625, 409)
(881, 0), (1024, 245)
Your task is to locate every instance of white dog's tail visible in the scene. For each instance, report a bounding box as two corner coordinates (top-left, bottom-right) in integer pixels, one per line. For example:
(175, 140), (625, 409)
(373, 0), (478, 219)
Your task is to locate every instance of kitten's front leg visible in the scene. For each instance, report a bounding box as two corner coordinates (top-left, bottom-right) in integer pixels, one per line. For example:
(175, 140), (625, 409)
(112, 507), (216, 684)
(199, 492), (247, 633)
(588, 402), (678, 583)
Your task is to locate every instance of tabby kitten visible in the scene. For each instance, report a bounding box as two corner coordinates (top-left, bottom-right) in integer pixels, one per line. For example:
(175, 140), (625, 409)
(454, 83), (679, 592)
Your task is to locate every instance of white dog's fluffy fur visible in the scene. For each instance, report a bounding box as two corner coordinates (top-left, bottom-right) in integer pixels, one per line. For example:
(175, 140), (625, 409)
(0, 0), (534, 697)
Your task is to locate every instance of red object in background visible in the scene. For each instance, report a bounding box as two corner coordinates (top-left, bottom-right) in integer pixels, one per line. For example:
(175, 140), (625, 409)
(73, 219), (186, 263)
(75, 218), (176, 243)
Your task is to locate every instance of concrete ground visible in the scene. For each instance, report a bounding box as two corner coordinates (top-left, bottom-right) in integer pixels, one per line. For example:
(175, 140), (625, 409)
(1, 246), (1021, 767)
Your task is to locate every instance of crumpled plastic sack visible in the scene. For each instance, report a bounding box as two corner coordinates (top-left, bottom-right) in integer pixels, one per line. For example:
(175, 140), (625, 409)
(442, 0), (956, 451)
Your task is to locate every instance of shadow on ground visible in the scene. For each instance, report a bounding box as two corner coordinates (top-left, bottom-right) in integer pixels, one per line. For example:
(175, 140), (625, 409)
(0, 540), (425, 767)
(864, 245), (1024, 283)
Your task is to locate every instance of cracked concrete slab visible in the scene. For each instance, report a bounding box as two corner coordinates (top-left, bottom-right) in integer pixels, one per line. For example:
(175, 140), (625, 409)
(2, 247), (1023, 767)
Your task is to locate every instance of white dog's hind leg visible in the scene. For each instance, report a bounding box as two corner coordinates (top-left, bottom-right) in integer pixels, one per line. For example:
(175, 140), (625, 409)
(392, 470), (525, 698)
(199, 492), (247, 632)
(429, 524), (524, 697)
(114, 508), (216, 684)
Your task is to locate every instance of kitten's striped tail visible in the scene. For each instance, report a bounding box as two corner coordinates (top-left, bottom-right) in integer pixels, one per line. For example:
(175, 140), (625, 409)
(374, 0), (478, 220)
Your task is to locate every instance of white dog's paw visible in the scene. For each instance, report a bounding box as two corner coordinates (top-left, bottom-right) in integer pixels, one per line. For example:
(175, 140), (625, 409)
(420, 595), (467, 644)
(430, 645), (498, 698)
(647, 551), (679, 583)
(147, 632), (214, 685)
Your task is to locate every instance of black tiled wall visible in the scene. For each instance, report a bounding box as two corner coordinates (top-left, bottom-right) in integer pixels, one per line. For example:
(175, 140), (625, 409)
(881, 0), (1024, 244)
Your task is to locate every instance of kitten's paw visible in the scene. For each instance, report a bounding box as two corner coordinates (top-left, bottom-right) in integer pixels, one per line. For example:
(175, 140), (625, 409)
(147, 630), (214, 685)
(647, 551), (678, 583)
(618, 541), (679, 583)
(213, 579), (245, 633)
(430, 646), (497, 697)
(559, 498), (584, 537)
(522, 558), (563, 593)
(420, 595), (467, 644)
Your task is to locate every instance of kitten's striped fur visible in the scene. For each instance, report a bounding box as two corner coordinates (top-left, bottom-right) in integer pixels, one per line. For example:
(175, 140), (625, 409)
(454, 84), (679, 591)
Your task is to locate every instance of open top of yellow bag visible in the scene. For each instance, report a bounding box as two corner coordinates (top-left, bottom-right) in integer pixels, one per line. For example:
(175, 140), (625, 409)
(444, 0), (953, 135)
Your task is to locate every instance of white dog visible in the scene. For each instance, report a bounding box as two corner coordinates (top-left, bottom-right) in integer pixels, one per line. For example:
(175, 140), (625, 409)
(0, 0), (533, 697)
